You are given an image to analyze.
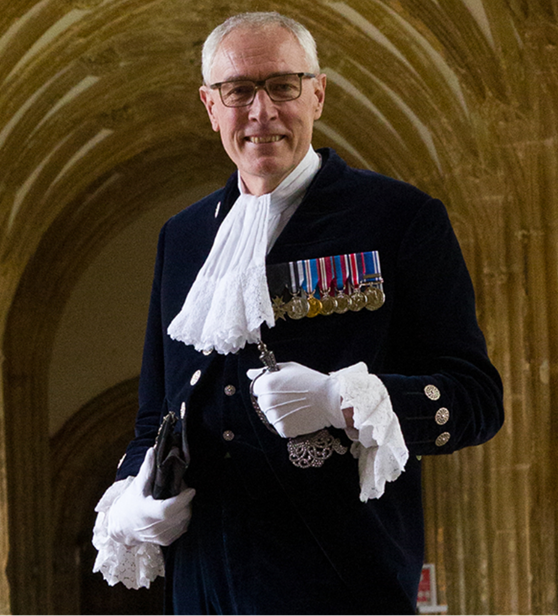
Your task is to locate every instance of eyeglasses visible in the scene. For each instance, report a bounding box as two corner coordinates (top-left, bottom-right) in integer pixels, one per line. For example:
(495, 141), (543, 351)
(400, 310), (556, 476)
(210, 72), (316, 108)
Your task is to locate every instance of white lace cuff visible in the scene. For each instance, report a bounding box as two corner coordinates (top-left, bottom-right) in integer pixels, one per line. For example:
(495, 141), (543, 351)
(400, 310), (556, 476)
(332, 362), (409, 502)
(92, 478), (165, 589)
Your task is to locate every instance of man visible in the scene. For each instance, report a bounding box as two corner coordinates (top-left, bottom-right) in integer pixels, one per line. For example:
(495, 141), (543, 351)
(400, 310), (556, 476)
(93, 11), (504, 615)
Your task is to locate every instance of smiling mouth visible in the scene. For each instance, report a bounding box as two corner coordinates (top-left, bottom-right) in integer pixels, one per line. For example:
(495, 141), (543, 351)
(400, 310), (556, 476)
(246, 135), (284, 144)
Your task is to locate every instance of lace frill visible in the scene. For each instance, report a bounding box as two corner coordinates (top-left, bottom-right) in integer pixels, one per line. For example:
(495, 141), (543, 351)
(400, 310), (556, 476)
(92, 478), (165, 589)
(167, 262), (274, 355)
(166, 148), (321, 356)
(333, 363), (409, 502)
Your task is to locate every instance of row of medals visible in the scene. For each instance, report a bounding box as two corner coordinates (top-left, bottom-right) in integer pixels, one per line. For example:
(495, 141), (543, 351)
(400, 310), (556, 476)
(273, 282), (385, 321)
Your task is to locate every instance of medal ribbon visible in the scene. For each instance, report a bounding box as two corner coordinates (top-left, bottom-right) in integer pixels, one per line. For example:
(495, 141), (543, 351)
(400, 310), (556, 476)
(297, 260), (306, 294)
(348, 253), (360, 288)
(302, 258), (319, 294)
(333, 255), (345, 292)
(288, 261), (298, 295)
(363, 251), (382, 281)
(343, 255), (351, 291)
(284, 251), (382, 298)
(318, 256), (334, 297)
(357, 253), (366, 285)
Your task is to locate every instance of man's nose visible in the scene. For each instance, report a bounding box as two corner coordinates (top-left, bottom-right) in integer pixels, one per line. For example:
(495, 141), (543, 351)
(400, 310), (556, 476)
(248, 87), (278, 121)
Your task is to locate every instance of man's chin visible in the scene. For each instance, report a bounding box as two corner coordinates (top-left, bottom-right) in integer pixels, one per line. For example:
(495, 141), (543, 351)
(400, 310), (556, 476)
(240, 160), (296, 195)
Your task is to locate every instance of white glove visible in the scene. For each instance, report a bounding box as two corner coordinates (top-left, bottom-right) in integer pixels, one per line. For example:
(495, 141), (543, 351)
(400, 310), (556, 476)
(247, 361), (346, 438)
(106, 447), (195, 547)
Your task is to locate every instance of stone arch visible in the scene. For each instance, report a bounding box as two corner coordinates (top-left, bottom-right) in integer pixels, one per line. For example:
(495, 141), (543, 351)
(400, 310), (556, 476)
(2, 142), (231, 613)
(49, 376), (165, 615)
(1, 1), (557, 614)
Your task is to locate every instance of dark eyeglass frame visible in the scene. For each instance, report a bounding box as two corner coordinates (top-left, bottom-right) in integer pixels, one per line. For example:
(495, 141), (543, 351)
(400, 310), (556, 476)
(209, 72), (316, 108)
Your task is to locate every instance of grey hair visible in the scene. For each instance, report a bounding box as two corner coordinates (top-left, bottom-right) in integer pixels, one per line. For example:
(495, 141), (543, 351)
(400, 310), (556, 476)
(201, 11), (320, 84)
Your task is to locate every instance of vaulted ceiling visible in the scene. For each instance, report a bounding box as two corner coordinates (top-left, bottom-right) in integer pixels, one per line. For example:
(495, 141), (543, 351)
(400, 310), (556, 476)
(1, 1), (558, 614)
(3, 0), (551, 300)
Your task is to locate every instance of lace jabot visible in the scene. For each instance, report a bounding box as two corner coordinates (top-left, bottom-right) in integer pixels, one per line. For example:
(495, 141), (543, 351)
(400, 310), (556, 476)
(167, 147), (321, 355)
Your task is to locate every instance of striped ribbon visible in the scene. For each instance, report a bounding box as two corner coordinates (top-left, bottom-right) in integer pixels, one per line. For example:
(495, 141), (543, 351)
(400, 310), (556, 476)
(286, 251), (381, 296)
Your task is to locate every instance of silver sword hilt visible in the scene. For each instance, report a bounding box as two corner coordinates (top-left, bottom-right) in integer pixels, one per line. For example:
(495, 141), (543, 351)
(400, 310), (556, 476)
(250, 341), (279, 434)
(257, 341), (279, 372)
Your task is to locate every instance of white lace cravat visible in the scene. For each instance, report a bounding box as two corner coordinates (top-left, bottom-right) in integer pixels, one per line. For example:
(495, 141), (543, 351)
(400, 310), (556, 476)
(167, 147), (321, 354)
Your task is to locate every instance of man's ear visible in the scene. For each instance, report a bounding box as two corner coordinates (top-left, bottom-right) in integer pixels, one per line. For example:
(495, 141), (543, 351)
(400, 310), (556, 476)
(200, 86), (220, 132)
(313, 73), (327, 121)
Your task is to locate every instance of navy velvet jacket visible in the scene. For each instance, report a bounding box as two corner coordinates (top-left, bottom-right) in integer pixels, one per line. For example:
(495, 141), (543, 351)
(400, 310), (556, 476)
(117, 148), (504, 610)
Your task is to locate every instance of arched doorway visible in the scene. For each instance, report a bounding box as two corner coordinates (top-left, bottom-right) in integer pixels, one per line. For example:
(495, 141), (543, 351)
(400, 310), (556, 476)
(50, 377), (164, 615)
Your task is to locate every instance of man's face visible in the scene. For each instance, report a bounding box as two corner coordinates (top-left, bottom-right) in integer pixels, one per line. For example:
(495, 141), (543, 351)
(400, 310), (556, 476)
(200, 25), (326, 195)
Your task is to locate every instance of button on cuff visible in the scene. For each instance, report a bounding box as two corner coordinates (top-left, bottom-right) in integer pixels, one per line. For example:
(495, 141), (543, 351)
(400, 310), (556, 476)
(435, 407), (450, 425)
(424, 384), (441, 400)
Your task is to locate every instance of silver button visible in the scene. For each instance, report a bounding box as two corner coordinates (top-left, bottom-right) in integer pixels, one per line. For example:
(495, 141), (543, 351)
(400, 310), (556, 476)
(435, 432), (451, 447)
(224, 384), (236, 396)
(435, 407), (449, 425)
(223, 430), (235, 441)
(190, 369), (201, 386)
(202, 347), (213, 356)
(424, 384), (441, 401)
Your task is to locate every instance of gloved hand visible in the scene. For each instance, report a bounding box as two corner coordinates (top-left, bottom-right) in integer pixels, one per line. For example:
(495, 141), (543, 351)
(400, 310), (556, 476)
(247, 361), (346, 438)
(106, 447), (195, 547)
